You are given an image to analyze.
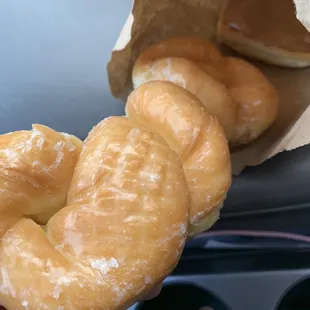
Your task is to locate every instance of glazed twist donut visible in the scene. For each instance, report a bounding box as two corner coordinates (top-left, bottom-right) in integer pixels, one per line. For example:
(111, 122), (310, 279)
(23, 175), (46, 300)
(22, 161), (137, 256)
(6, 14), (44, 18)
(0, 81), (231, 309)
(132, 36), (279, 147)
(0, 125), (83, 238)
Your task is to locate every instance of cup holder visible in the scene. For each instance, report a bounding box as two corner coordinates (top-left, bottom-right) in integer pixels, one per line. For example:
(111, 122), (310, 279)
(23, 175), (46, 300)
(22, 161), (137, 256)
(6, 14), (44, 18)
(276, 276), (310, 310)
(135, 283), (231, 310)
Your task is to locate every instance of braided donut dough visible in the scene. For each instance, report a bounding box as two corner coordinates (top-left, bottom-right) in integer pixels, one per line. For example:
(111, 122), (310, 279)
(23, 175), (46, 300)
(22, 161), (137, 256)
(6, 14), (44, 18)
(0, 125), (83, 238)
(0, 81), (231, 309)
(132, 36), (279, 147)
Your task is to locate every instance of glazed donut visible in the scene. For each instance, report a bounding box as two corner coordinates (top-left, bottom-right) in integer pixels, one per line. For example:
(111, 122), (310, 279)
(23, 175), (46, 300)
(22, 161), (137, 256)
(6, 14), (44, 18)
(0, 124), (83, 238)
(217, 0), (310, 68)
(0, 81), (231, 309)
(132, 36), (279, 147)
(126, 82), (231, 235)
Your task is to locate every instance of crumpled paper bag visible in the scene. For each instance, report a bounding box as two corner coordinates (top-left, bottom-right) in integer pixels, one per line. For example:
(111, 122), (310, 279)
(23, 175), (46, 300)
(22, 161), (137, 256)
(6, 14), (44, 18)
(107, 0), (310, 174)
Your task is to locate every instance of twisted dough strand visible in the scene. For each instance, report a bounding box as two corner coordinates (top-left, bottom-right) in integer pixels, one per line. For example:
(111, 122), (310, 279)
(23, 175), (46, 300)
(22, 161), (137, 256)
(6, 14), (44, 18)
(126, 82), (231, 235)
(0, 124), (82, 237)
(0, 81), (231, 309)
(132, 36), (279, 147)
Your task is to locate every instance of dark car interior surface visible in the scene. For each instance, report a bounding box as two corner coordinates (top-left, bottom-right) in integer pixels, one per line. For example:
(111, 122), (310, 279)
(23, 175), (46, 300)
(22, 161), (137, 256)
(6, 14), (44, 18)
(1, 1), (310, 310)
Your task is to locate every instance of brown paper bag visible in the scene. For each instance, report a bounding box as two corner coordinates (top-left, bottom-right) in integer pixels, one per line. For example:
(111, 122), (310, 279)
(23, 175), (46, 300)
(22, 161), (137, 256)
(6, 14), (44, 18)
(107, 0), (310, 174)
